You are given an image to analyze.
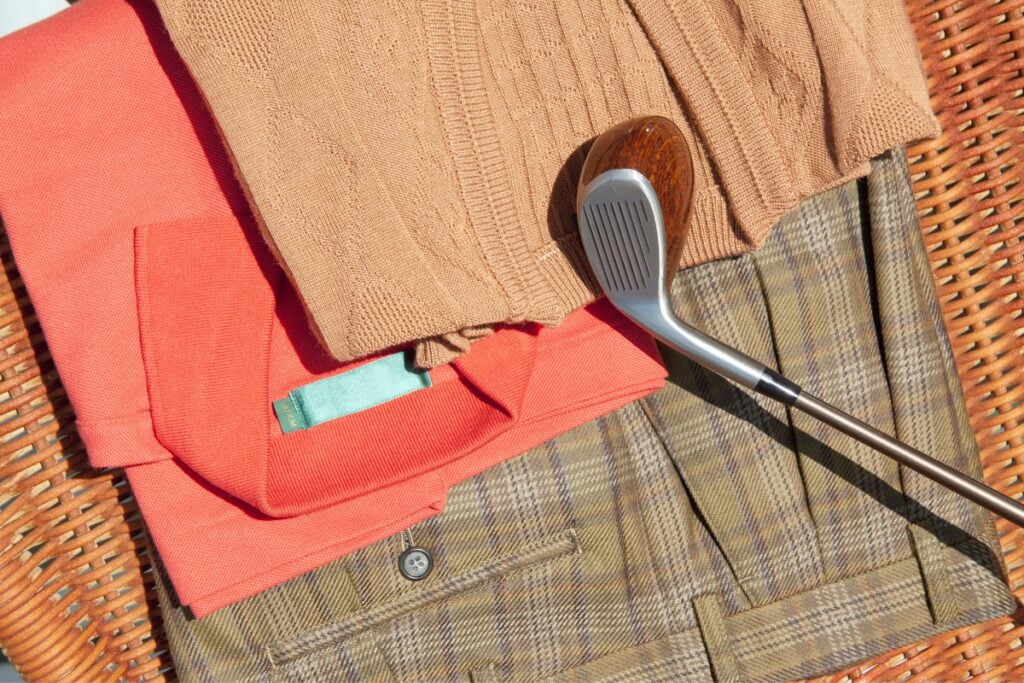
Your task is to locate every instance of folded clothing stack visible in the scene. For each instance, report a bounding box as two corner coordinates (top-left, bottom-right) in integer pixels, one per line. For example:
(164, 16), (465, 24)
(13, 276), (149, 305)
(0, 5), (1011, 679)
(0, 0), (665, 616)
(155, 150), (1016, 682)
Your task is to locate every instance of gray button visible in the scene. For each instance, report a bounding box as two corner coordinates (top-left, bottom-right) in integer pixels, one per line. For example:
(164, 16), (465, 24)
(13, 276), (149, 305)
(398, 547), (433, 581)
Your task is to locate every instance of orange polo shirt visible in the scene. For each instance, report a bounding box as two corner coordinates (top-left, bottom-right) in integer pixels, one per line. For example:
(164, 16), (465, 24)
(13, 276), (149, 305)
(0, 0), (665, 615)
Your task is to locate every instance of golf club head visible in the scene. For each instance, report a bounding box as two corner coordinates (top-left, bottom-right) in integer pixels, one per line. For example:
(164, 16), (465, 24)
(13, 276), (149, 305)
(576, 116), (769, 391)
(576, 116), (693, 317)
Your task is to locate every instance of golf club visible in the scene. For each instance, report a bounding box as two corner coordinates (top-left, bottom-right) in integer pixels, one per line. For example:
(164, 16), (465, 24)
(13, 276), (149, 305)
(577, 115), (1024, 528)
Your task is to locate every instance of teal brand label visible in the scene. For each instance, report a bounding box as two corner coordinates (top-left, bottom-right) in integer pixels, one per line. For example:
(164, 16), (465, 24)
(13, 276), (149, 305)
(273, 351), (432, 433)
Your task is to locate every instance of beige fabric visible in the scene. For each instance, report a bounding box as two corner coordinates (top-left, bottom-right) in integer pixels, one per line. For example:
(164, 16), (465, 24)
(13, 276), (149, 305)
(152, 0), (938, 366)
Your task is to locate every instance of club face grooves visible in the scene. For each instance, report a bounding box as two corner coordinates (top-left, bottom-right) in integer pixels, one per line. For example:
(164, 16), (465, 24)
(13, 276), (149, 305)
(578, 169), (664, 299)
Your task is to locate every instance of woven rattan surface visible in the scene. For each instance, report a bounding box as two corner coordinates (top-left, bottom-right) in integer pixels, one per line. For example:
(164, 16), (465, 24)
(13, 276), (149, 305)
(812, 0), (1024, 680)
(0, 0), (1023, 680)
(0, 238), (169, 681)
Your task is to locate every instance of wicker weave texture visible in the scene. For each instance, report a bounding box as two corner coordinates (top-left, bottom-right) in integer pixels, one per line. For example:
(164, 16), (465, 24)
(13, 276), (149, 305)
(816, 0), (1024, 680)
(0, 242), (168, 681)
(0, 0), (1023, 681)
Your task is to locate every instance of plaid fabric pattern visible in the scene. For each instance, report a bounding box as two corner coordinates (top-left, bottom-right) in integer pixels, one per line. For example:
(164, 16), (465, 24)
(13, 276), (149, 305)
(155, 150), (1014, 681)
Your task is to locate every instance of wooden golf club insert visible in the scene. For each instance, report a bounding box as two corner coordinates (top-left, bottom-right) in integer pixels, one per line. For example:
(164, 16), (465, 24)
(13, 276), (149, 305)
(579, 116), (693, 279)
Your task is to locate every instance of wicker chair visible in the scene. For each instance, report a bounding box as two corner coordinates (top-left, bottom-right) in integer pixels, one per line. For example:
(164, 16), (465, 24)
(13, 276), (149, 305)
(1, 0), (1023, 680)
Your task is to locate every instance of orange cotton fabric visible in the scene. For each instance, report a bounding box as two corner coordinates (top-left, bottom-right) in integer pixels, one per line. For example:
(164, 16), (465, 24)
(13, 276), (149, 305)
(0, 0), (665, 615)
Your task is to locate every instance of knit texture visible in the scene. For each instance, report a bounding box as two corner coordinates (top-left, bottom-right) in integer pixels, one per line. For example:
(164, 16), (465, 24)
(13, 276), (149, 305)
(151, 0), (940, 366)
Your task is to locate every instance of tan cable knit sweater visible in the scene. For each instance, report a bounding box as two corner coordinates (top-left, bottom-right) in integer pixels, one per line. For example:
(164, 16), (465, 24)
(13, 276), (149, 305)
(152, 0), (938, 366)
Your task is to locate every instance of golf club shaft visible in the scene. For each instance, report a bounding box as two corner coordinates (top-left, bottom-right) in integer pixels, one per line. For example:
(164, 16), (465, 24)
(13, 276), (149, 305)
(793, 392), (1024, 527)
(648, 312), (1024, 528)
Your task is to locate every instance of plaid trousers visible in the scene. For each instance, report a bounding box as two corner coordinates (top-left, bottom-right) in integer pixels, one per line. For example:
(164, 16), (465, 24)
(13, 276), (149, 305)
(154, 150), (1014, 681)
